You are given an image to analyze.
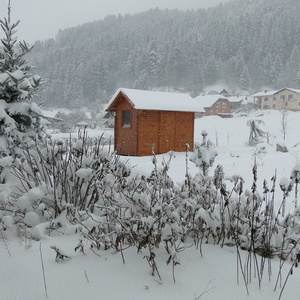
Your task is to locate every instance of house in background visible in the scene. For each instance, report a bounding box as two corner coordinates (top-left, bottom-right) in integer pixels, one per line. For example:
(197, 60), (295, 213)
(227, 96), (245, 110)
(219, 89), (231, 97)
(76, 111), (94, 128)
(194, 95), (232, 118)
(76, 121), (89, 129)
(42, 108), (70, 128)
(102, 111), (115, 128)
(105, 88), (204, 156)
(253, 88), (300, 110)
(42, 108), (72, 120)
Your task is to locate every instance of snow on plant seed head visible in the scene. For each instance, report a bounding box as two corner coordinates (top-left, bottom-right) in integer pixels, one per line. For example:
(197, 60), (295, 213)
(279, 177), (290, 191)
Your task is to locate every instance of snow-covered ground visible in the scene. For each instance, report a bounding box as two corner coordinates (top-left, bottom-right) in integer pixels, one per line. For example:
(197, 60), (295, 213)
(2, 109), (300, 300)
(129, 109), (299, 208)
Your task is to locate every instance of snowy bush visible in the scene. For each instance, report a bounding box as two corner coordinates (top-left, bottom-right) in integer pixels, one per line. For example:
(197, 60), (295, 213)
(190, 130), (217, 176)
(9, 132), (130, 217)
(247, 119), (266, 146)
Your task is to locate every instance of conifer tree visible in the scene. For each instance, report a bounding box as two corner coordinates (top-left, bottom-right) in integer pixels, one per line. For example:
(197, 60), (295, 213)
(239, 64), (252, 92)
(0, 4), (46, 159)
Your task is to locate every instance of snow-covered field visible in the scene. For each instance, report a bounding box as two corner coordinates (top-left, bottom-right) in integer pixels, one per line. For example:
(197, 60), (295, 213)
(2, 109), (300, 300)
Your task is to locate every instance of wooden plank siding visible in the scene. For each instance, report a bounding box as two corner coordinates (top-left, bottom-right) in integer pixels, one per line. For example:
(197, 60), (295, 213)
(137, 110), (160, 156)
(158, 111), (176, 154)
(136, 110), (194, 156)
(114, 98), (138, 156)
(173, 112), (194, 151)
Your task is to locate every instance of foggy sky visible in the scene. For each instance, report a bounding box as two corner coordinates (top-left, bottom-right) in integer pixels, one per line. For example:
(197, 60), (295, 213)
(0, 0), (229, 43)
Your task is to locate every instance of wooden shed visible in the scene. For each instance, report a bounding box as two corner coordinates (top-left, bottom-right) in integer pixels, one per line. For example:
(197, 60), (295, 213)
(105, 88), (204, 156)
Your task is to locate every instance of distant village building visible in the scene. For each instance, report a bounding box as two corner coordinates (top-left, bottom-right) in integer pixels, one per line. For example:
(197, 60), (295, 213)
(219, 89), (231, 97)
(102, 111), (115, 128)
(194, 95), (232, 118)
(42, 109), (70, 129)
(105, 88), (204, 156)
(76, 121), (89, 129)
(42, 108), (72, 120)
(227, 96), (245, 110)
(76, 111), (94, 128)
(253, 88), (300, 110)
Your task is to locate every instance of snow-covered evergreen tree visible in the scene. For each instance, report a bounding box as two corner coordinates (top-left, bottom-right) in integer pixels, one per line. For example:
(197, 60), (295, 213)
(239, 64), (252, 92)
(0, 13), (45, 158)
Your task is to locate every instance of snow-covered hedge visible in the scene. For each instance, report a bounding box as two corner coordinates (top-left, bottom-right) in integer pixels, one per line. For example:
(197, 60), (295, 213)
(1, 133), (300, 282)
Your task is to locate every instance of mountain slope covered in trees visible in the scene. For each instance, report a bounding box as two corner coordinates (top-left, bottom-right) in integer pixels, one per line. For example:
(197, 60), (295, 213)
(29, 0), (300, 107)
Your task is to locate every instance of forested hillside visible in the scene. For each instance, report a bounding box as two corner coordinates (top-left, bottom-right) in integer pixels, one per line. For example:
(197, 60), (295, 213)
(29, 0), (300, 108)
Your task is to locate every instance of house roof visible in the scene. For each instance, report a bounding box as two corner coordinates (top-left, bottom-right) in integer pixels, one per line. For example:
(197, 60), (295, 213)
(274, 88), (300, 95)
(226, 96), (245, 103)
(103, 112), (113, 118)
(84, 111), (92, 120)
(42, 108), (72, 118)
(253, 88), (300, 97)
(219, 89), (231, 97)
(76, 121), (89, 126)
(194, 95), (229, 108)
(106, 88), (205, 113)
(252, 90), (277, 97)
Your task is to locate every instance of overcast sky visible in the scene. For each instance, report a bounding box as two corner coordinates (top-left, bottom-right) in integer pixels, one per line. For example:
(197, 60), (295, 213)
(0, 0), (229, 43)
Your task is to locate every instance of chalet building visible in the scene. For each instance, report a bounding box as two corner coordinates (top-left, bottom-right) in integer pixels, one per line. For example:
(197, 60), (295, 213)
(102, 111), (115, 128)
(105, 88), (204, 156)
(227, 96), (246, 110)
(194, 95), (232, 118)
(219, 89), (231, 97)
(253, 88), (300, 110)
(76, 121), (89, 129)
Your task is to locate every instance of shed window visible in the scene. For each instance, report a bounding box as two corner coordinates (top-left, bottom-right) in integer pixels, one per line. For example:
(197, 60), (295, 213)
(280, 95), (285, 101)
(288, 94), (293, 100)
(122, 110), (131, 126)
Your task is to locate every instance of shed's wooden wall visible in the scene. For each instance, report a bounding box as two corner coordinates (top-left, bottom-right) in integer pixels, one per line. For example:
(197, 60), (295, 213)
(137, 110), (160, 156)
(114, 97), (138, 156)
(136, 110), (194, 156)
(173, 111), (194, 152)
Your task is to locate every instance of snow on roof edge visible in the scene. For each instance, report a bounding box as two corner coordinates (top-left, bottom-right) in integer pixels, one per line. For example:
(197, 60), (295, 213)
(253, 87), (300, 97)
(106, 88), (205, 112)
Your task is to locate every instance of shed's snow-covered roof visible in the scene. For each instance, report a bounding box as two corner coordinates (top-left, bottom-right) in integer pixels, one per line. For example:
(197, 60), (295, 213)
(106, 88), (204, 112)
(194, 95), (228, 108)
